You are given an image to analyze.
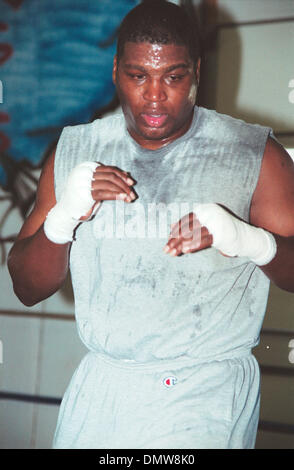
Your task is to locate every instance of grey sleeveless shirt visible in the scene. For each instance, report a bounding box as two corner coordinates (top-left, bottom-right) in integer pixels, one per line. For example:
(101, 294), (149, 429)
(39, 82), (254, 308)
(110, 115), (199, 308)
(54, 106), (272, 364)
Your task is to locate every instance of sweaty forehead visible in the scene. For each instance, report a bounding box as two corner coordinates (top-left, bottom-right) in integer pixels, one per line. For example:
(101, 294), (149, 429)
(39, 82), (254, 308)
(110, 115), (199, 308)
(120, 41), (192, 68)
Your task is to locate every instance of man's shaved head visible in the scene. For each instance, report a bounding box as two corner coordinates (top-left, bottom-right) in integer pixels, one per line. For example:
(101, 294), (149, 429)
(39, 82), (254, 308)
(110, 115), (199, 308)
(116, 0), (201, 65)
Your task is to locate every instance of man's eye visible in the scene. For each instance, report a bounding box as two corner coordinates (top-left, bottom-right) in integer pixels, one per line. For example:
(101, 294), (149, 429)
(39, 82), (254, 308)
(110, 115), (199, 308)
(128, 73), (145, 80)
(168, 74), (185, 82)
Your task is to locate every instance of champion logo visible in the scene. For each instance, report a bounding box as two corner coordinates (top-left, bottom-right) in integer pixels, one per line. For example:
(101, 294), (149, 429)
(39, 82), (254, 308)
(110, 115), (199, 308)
(163, 376), (178, 388)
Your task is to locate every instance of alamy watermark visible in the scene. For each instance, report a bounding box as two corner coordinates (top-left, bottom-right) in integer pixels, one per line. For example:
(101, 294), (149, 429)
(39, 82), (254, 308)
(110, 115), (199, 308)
(93, 200), (201, 242)
(289, 339), (294, 364)
(0, 80), (3, 103)
(289, 79), (294, 104)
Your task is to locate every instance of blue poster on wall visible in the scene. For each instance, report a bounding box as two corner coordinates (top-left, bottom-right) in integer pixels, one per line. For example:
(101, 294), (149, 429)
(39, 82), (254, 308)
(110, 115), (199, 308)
(0, 0), (138, 221)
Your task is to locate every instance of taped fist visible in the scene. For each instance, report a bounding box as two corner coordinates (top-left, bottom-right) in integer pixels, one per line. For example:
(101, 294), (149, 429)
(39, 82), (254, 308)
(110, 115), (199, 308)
(164, 203), (277, 266)
(44, 161), (136, 244)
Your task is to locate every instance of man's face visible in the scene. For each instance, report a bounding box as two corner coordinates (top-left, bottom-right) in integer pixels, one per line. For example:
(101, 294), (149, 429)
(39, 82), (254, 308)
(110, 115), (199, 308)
(113, 42), (200, 150)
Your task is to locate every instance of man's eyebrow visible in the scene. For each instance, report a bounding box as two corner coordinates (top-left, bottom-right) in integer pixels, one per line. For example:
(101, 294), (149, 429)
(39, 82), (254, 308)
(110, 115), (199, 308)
(165, 63), (190, 73)
(123, 63), (190, 72)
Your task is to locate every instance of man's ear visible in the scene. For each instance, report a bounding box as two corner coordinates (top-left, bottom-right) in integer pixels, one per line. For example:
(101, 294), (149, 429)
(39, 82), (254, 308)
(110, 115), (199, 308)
(112, 55), (118, 85)
(195, 57), (201, 85)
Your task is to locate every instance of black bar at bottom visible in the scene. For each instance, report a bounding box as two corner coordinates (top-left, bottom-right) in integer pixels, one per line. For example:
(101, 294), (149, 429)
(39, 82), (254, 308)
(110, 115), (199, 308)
(0, 391), (61, 405)
(258, 420), (294, 435)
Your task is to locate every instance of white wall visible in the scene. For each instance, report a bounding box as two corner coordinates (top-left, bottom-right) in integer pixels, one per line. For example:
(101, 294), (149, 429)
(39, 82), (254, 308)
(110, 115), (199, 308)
(0, 185), (87, 448)
(216, 21), (294, 132)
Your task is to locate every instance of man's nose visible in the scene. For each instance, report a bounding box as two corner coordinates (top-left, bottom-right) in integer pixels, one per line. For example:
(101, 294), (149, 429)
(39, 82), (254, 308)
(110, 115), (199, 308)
(143, 79), (167, 102)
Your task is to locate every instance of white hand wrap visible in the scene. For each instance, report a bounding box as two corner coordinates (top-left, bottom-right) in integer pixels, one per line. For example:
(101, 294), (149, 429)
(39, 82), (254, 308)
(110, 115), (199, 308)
(194, 203), (277, 266)
(44, 161), (101, 244)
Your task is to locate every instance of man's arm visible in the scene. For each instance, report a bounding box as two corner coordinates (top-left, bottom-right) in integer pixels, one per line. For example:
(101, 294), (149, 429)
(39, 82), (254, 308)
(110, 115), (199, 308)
(164, 136), (294, 293)
(7, 149), (72, 306)
(250, 137), (294, 292)
(7, 148), (137, 307)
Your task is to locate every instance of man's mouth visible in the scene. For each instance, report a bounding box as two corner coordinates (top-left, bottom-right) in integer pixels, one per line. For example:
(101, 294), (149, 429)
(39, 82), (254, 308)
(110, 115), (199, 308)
(141, 113), (168, 128)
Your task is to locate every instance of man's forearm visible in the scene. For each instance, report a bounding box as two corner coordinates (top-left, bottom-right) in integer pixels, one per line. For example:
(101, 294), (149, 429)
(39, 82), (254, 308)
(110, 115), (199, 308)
(8, 225), (70, 306)
(259, 234), (294, 292)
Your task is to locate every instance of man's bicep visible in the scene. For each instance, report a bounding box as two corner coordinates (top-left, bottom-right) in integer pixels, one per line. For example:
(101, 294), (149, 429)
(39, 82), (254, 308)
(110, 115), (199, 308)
(16, 149), (57, 241)
(250, 137), (294, 236)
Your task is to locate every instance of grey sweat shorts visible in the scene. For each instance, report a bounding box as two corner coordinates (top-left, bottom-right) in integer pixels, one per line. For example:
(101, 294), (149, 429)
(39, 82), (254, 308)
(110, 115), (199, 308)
(52, 350), (260, 449)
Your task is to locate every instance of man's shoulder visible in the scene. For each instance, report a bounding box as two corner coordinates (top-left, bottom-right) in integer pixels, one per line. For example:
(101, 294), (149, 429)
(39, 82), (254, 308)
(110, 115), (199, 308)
(54, 110), (125, 177)
(61, 109), (125, 141)
(197, 106), (271, 142)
